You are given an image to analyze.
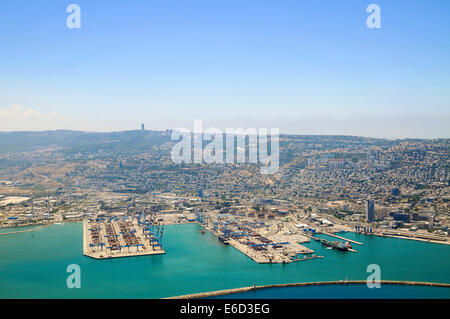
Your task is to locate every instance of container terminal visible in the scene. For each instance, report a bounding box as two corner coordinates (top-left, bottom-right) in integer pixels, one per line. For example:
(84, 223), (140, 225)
(195, 211), (324, 264)
(82, 209), (361, 262)
(83, 213), (165, 259)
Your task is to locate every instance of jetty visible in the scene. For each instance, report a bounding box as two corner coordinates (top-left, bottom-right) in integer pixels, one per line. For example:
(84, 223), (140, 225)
(325, 232), (363, 245)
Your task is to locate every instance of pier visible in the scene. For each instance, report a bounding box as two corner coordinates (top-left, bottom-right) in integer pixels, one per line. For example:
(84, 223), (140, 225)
(325, 232), (363, 245)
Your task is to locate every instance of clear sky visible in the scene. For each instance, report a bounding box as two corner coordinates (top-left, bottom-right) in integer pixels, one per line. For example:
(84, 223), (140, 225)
(0, 0), (449, 138)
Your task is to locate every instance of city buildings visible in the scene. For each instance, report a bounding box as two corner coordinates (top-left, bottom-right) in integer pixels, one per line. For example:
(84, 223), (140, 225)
(366, 199), (375, 223)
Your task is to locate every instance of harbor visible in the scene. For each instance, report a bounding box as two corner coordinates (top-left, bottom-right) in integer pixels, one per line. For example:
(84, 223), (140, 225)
(1, 222), (449, 299)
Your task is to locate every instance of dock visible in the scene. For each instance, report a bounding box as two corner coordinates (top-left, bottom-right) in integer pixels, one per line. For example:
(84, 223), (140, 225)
(324, 232), (363, 245)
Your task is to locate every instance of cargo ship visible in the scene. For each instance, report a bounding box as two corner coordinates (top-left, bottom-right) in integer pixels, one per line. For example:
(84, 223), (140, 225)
(319, 238), (352, 251)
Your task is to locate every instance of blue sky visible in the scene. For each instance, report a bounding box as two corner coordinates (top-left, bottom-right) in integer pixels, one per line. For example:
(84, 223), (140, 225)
(0, 0), (449, 138)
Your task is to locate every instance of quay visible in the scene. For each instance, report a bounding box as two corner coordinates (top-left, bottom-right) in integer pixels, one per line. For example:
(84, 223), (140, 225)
(325, 232), (363, 245)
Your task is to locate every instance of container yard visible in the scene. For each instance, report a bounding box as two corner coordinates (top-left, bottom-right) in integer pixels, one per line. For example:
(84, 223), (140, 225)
(83, 214), (165, 259)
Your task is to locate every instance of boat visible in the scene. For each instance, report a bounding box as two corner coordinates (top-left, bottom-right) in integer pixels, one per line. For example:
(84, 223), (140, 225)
(218, 236), (229, 245)
(319, 238), (348, 251)
(199, 230), (205, 234)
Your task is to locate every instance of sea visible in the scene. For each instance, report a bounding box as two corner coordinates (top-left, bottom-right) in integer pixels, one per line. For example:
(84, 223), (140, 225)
(0, 222), (449, 299)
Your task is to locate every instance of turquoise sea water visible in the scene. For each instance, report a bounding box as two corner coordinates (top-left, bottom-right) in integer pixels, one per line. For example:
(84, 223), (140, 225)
(0, 222), (449, 299)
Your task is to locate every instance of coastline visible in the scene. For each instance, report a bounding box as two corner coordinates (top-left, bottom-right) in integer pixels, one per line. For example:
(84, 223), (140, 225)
(165, 280), (450, 299)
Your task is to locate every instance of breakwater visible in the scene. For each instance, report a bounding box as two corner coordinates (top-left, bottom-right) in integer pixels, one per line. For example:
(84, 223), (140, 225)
(166, 280), (450, 299)
(0, 224), (51, 235)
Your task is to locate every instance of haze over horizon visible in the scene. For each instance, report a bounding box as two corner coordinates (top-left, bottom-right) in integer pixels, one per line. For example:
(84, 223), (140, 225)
(1, 124), (449, 141)
(1, 0), (449, 139)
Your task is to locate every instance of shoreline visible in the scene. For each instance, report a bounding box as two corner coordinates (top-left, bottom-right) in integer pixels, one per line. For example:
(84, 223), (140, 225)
(165, 280), (450, 299)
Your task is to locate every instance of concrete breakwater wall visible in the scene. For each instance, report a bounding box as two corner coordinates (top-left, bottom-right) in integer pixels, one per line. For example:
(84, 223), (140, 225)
(165, 280), (450, 299)
(0, 224), (51, 235)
